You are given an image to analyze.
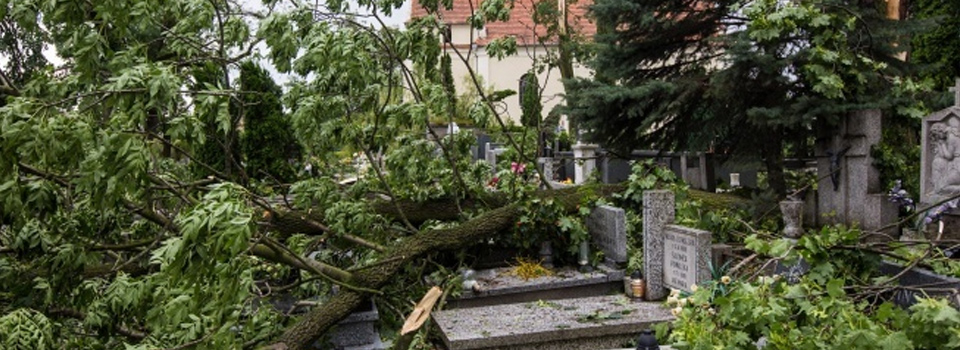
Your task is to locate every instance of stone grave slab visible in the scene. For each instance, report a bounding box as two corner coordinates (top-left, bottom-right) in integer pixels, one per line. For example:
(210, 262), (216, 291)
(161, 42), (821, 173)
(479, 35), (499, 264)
(434, 295), (674, 350)
(662, 225), (712, 293)
(587, 205), (628, 265)
(450, 265), (624, 309)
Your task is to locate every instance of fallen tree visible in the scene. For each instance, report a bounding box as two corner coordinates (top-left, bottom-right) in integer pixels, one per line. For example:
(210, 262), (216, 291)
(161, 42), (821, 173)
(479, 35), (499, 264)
(0, 0), (625, 349)
(266, 185), (624, 349)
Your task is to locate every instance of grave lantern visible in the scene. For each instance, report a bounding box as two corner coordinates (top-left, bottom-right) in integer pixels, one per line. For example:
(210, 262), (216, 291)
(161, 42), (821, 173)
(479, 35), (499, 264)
(636, 329), (659, 350)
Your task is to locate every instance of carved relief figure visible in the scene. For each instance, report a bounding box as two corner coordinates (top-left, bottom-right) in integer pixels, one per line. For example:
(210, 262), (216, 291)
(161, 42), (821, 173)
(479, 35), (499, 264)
(930, 120), (960, 200)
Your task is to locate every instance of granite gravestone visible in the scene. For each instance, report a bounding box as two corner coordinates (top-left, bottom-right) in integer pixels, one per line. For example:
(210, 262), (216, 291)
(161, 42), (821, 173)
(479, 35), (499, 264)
(815, 109), (898, 238)
(643, 190), (714, 297)
(586, 205), (627, 266)
(643, 190), (675, 300)
(662, 225), (712, 293)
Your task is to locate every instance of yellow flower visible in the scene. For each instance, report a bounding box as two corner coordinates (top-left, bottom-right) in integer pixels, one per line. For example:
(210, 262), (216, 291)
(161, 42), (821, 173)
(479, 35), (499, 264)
(690, 284), (699, 292)
(667, 296), (679, 305)
(707, 308), (716, 315)
(670, 289), (680, 297)
(721, 276), (732, 285)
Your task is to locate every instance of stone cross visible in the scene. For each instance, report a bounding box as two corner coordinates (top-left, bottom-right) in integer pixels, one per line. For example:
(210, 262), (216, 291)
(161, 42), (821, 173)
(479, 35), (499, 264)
(951, 78), (960, 107)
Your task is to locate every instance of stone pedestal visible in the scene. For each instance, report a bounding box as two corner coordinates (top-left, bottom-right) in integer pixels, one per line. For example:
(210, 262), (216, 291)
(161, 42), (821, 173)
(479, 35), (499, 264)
(642, 190), (675, 300)
(573, 143), (599, 184)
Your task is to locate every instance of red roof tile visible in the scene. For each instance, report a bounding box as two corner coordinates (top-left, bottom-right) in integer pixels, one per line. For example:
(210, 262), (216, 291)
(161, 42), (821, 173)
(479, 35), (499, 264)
(410, 0), (596, 46)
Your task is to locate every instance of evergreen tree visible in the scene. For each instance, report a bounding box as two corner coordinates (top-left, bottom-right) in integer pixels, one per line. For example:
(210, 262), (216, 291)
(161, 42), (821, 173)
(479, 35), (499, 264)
(911, 0), (960, 92)
(440, 53), (458, 118)
(520, 72), (542, 128)
(239, 61), (301, 183)
(566, 0), (922, 195)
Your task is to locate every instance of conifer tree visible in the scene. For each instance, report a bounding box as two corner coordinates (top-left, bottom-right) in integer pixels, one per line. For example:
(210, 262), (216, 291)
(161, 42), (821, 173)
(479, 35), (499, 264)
(239, 61), (301, 183)
(566, 0), (922, 195)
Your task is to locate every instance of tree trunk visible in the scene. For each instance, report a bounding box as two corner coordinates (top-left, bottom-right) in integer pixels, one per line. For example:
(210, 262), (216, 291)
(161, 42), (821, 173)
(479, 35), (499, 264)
(270, 204), (521, 350)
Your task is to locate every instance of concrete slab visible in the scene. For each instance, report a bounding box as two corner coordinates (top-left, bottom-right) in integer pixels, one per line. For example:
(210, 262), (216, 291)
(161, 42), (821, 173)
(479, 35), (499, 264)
(435, 295), (674, 350)
(451, 265), (625, 309)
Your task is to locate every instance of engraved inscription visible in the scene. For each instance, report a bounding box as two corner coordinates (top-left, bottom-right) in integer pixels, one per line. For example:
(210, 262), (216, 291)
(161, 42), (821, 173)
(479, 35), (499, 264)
(663, 230), (696, 291)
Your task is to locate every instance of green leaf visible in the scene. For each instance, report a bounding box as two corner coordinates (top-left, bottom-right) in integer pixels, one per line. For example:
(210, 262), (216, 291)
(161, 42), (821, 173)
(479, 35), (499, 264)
(826, 279), (844, 298)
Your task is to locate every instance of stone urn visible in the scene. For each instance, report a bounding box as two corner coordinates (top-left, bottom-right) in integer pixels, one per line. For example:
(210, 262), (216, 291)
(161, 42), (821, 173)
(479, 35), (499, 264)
(780, 200), (804, 239)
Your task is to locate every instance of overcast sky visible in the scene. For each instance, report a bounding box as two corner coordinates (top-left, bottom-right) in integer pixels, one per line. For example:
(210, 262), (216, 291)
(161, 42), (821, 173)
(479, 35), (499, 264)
(6, 0), (412, 86)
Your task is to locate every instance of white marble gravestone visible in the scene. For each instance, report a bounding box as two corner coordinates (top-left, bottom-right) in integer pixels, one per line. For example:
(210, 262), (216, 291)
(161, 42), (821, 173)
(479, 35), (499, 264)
(921, 78), (960, 205)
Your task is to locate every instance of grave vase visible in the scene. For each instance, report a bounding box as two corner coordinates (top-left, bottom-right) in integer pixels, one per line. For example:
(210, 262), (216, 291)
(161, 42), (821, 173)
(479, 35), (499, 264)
(780, 200), (804, 239)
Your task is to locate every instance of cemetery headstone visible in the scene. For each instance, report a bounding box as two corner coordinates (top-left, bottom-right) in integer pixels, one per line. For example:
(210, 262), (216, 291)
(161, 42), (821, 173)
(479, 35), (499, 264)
(918, 79), (960, 239)
(921, 79), (960, 204)
(643, 190), (675, 300)
(661, 225), (712, 293)
(643, 191), (714, 297)
(600, 156), (633, 184)
(815, 109), (898, 237)
(586, 205), (627, 266)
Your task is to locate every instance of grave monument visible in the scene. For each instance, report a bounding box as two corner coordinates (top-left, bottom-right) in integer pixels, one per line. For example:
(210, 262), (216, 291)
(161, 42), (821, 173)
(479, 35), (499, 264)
(643, 190), (713, 298)
(921, 78), (960, 204)
(814, 109), (898, 238)
(919, 78), (960, 239)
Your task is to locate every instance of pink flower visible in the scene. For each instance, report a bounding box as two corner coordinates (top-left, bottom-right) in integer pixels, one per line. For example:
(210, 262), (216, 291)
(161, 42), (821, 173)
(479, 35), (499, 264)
(510, 162), (526, 175)
(487, 177), (500, 188)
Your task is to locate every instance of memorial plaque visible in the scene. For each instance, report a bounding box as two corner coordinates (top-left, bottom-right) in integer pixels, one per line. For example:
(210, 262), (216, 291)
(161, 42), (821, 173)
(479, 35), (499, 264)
(662, 225), (711, 293)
